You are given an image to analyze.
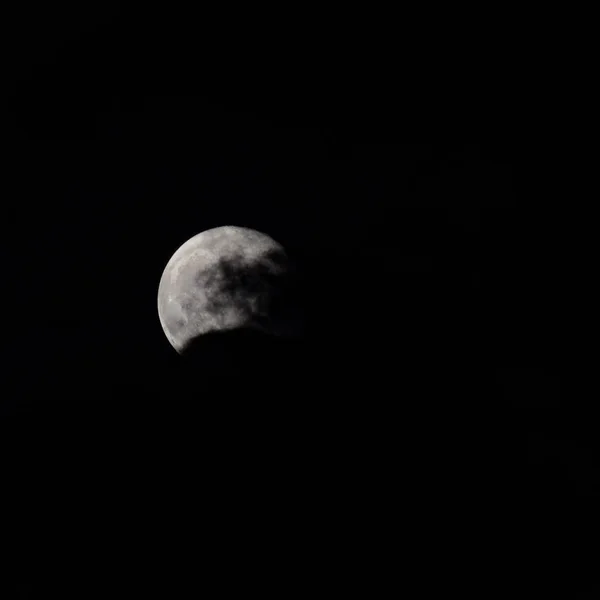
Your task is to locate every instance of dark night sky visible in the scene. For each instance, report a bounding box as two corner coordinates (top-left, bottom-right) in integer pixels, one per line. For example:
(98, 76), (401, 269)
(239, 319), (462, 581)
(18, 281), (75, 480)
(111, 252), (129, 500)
(3, 6), (597, 598)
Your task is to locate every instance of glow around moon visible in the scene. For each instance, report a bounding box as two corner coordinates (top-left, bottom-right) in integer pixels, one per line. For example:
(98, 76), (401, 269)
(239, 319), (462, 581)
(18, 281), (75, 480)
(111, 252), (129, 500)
(157, 225), (301, 354)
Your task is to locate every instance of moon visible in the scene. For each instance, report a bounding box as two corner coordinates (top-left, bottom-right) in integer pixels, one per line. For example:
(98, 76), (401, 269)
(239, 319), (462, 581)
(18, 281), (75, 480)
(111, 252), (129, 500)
(157, 226), (302, 355)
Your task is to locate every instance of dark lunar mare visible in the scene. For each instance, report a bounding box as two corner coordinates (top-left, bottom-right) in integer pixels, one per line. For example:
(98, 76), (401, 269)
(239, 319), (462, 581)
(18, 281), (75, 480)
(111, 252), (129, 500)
(194, 246), (299, 334)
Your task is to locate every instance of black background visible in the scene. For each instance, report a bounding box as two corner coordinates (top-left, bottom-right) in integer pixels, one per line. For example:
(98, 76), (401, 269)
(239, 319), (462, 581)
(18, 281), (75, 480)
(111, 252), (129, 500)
(3, 6), (597, 599)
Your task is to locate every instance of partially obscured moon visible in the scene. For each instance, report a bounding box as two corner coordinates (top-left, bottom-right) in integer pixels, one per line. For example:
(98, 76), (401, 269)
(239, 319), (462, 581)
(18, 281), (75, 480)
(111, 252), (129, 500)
(157, 226), (301, 355)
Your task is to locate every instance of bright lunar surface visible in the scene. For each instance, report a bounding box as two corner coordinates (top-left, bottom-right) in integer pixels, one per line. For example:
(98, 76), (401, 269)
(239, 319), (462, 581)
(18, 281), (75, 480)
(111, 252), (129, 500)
(157, 226), (301, 355)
